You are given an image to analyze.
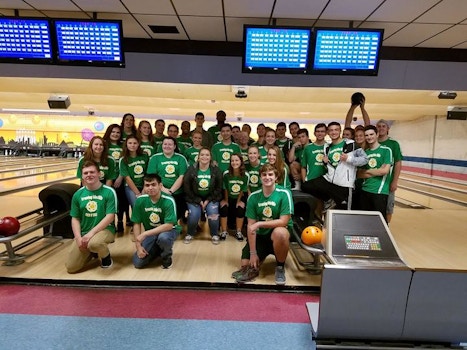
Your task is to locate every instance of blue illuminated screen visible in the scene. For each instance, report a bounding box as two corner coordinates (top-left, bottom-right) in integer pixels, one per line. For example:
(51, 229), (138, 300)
(312, 29), (383, 72)
(243, 27), (311, 71)
(54, 20), (123, 65)
(0, 18), (52, 60)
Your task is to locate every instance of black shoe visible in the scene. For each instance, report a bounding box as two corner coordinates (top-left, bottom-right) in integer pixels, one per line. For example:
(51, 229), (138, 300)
(162, 256), (173, 269)
(101, 254), (113, 268)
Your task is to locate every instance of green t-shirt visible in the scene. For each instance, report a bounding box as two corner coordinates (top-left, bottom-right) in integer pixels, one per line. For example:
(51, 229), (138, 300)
(239, 147), (249, 165)
(184, 146), (202, 166)
(153, 135), (166, 149)
(147, 152), (188, 194)
(131, 194), (181, 233)
(223, 171), (249, 199)
(379, 138), (403, 183)
(208, 125), (222, 144)
(177, 136), (193, 150)
(211, 141), (241, 174)
(196, 168), (211, 197)
(327, 140), (346, 168)
(77, 156), (117, 182)
(301, 143), (326, 181)
(140, 141), (156, 157)
(70, 184), (117, 235)
(245, 163), (262, 193)
(362, 145), (392, 195)
(107, 144), (123, 175)
(276, 138), (290, 153)
(246, 186), (294, 235)
(119, 154), (149, 189)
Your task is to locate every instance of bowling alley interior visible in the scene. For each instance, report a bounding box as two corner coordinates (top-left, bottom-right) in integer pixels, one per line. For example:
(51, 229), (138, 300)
(0, 0), (466, 348)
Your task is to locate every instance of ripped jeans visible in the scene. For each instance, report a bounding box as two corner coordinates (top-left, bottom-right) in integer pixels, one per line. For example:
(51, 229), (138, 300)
(186, 201), (219, 237)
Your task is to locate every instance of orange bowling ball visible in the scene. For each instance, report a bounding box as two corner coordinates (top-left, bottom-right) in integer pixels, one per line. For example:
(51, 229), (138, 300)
(0, 216), (21, 237)
(301, 226), (322, 245)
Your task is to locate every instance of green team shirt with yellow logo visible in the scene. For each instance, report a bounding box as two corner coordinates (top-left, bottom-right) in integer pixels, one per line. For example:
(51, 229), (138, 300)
(196, 168), (211, 197)
(184, 146), (202, 166)
(119, 154), (149, 188)
(147, 152), (188, 194)
(131, 194), (181, 233)
(70, 184), (117, 236)
(301, 143), (326, 181)
(223, 171), (249, 199)
(177, 136), (193, 150)
(140, 141), (156, 157)
(212, 142), (241, 174)
(107, 144), (123, 174)
(379, 137), (403, 184)
(245, 163), (262, 193)
(362, 145), (393, 195)
(77, 156), (117, 182)
(246, 186), (294, 236)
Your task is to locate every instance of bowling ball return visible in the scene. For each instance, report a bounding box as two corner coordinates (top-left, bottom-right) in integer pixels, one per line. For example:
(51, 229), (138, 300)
(0, 183), (79, 266)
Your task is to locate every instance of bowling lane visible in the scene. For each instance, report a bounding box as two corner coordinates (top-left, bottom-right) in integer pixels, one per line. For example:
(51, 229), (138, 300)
(0, 157), (76, 172)
(395, 188), (466, 210)
(0, 163), (77, 180)
(0, 169), (77, 195)
(400, 172), (467, 192)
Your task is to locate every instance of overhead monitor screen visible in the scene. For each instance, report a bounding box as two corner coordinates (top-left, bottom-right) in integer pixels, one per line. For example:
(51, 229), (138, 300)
(54, 19), (124, 67)
(0, 17), (52, 63)
(311, 28), (384, 75)
(242, 25), (311, 73)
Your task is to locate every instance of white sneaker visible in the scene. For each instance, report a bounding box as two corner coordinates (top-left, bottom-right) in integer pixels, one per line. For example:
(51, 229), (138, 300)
(183, 235), (193, 244)
(211, 235), (220, 245)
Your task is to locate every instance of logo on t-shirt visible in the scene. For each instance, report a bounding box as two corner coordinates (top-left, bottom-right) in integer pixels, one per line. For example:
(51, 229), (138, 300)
(316, 153), (324, 162)
(86, 201), (97, 212)
(222, 151), (230, 161)
(149, 212), (160, 224)
(368, 158), (377, 168)
(199, 179), (209, 188)
(250, 174), (258, 184)
(134, 165), (144, 175)
(232, 184), (240, 193)
(165, 164), (175, 174)
(262, 206), (272, 218)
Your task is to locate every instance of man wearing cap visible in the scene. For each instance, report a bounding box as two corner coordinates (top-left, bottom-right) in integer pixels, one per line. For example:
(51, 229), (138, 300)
(376, 119), (403, 223)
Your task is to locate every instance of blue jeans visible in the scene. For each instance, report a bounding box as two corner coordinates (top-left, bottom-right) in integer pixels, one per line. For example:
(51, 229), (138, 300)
(132, 228), (179, 268)
(187, 201), (219, 237)
(125, 186), (137, 208)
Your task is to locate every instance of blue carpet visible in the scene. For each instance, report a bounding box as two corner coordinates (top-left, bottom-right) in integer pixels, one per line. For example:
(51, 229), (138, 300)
(0, 314), (315, 350)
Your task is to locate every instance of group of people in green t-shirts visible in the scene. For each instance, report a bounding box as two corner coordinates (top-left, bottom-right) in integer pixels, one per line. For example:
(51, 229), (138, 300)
(67, 99), (402, 285)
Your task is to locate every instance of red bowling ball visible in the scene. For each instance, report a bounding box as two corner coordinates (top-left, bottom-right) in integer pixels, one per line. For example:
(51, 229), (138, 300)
(0, 216), (21, 237)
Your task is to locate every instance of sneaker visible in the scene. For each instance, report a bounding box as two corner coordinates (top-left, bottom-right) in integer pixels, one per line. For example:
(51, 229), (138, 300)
(235, 266), (260, 283)
(211, 235), (220, 245)
(235, 231), (244, 242)
(291, 181), (301, 191)
(220, 231), (228, 240)
(231, 265), (249, 279)
(101, 254), (113, 268)
(275, 266), (286, 285)
(162, 256), (173, 269)
(184, 234), (193, 244)
(323, 199), (336, 213)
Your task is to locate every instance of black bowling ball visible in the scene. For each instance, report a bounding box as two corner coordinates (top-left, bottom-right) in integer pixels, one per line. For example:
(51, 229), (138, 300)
(351, 92), (365, 106)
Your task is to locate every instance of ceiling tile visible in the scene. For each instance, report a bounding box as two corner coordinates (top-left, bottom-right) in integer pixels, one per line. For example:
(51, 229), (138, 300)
(367, 0), (439, 22)
(172, 0), (223, 16)
(25, 0), (80, 11)
(42, 11), (91, 19)
(416, 24), (467, 48)
(383, 23), (452, 47)
(121, 0), (175, 15)
(0, 1), (33, 9)
(72, 0), (128, 13)
(320, 0), (383, 20)
(0, 9), (16, 16)
(415, 0), (467, 24)
(273, 0), (328, 19)
(224, 17), (269, 42)
(134, 14), (188, 39)
(224, 0), (275, 18)
(359, 22), (409, 41)
(180, 16), (226, 41)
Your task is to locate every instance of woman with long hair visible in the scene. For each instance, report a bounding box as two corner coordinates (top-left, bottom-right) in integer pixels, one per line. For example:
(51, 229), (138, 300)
(137, 120), (156, 157)
(103, 124), (128, 233)
(267, 145), (291, 189)
(183, 147), (223, 244)
(120, 135), (149, 209)
(77, 135), (116, 187)
(120, 113), (137, 140)
(258, 128), (277, 162)
(220, 153), (249, 242)
(245, 145), (262, 195)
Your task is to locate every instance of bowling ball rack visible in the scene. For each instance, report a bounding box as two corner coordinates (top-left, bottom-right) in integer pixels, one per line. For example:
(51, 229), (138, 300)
(0, 208), (69, 266)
